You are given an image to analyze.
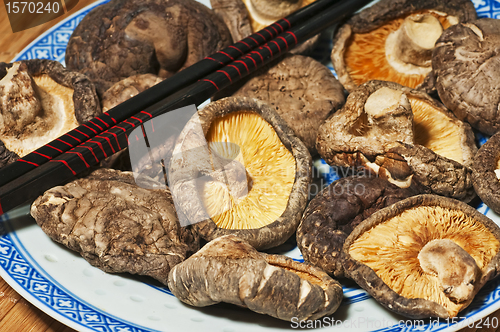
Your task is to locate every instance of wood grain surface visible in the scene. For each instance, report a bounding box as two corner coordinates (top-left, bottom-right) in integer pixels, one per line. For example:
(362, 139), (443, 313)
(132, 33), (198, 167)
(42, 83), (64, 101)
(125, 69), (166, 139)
(0, 0), (499, 331)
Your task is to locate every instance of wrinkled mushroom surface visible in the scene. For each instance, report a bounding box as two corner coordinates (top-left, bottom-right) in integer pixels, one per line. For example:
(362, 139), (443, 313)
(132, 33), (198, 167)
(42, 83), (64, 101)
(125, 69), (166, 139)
(169, 97), (311, 250)
(168, 235), (343, 321)
(316, 80), (476, 202)
(433, 18), (500, 135)
(331, 0), (476, 93)
(297, 175), (416, 278)
(342, 194), (500, 319)
(0, 59), (100, 166)
(230, 55), (345, 154)
(66, 0), (232, 97)
(101, 73), (163, 112)
(472, 131), (500, 215)
(30, 168), (199, 285)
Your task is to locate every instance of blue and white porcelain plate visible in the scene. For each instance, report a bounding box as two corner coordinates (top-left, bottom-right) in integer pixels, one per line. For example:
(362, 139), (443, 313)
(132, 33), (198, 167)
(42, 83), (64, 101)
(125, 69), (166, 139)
(2, 0), (500, 331)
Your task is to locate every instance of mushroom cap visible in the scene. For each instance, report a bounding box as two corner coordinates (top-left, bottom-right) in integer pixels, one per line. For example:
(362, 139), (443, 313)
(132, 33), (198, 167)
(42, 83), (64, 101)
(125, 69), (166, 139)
(472, 131), (500, 215)
(169, 97), (311, 250)
(331, 0), (476, 93)
(101, 73), (163, 112)
(210, 0), (320, 55)
(433, 18), (500, 135)
(297, 175), (417, 278)
(230, 55), (345, 154)
(168, 234), (343, 321)
(0, 59), (101, 162)
(30, 168), (199, 285)
(65, 0), (232, 97)
(316, 80), (476, 202)
(342, 194), (500, 319)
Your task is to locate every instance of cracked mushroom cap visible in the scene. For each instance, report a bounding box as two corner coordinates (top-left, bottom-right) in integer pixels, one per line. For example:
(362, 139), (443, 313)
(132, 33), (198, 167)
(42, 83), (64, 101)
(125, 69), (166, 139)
(169, 97), (311, 250)
(472, 131), (500, 215)
(331, 0), (476, 93)
(433, 18), (500, 135)
(316, 80), (477, 202)
(210, 0), (319, 54)
(65, 0), (232, 97)
(0, 59), (100, 167)
(30, 168), (199, 285)
(168, 235), (343, 321)
(342, 194), (500, 319)
(230, 55), (345, 154)
(297, 175), (417, 278)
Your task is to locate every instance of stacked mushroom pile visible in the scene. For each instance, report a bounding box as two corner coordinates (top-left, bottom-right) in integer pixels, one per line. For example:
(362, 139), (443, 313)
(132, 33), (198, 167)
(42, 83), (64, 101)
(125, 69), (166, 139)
(309, 0), (500, 320)
(25, 0), (500, 324)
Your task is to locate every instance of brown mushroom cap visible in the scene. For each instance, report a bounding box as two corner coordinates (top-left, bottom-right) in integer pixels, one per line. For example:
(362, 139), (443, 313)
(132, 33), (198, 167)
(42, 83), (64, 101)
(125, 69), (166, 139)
(30, 168), (199, 285)
(210, 0), (319, 55)
(297, 175), (417, 278)
(168, 235), (343, 321)
(169, 97), (311, 250)
(316, 80), (477, 202)
(433, 18), (500, 135)
(230, 55), (345, 154)
(0, 59), (101, 163)
(101, 74), (163, 112)
(65, 0), (232, 97)
(472, 131), (500, 215)
(331, 0), (476, 93)
(342, 194), (500, 319)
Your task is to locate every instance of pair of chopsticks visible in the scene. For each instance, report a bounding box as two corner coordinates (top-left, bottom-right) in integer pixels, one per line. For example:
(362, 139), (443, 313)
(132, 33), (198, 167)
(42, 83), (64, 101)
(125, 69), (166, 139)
(0, 0), (373, 215)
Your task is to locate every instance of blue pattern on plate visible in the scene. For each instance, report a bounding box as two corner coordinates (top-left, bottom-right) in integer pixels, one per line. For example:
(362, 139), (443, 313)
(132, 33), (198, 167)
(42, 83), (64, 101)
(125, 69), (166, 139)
(0, 221), (156, 332)
(3, 0), (500, 331)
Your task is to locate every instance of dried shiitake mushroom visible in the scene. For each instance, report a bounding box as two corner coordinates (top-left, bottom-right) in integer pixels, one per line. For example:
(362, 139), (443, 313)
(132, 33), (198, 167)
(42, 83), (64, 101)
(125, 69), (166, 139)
(297, 175), (416, 278)
(168, 235), (343, 321)
(101, 73), (163, 112)
(316, 80), (477, 202)
(66, 0), (232, 97)
(342, 194), (500, 319)
(169, 97), (311, 250)
(472, 131), (500, 215)
(0, 59), (100, 167)
(210, 0), (319, 54)
(229, 55), (345, 154)
(433, 18), (500, 135)
(331, 0), (476, 92)
(30, 168), (199, 285)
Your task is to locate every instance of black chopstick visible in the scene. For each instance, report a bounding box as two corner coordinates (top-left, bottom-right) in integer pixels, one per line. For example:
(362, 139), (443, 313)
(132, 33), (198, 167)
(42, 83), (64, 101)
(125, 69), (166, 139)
(0, 0), (343, 189)
(0, 0), (373, 215)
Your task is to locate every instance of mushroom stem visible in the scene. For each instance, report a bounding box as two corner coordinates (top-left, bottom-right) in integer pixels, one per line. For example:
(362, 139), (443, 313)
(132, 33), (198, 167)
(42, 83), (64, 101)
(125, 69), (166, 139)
(418, 239), (480, 303)
(248, 0), (302, 21)
(389, 14), (443, 67)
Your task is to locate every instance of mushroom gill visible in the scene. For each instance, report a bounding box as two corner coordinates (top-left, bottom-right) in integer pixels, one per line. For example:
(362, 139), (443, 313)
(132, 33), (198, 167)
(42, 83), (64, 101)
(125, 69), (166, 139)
(200, 111), (296, 229)
(349, 205), (500, 317)
(344, 11), (453, 89)
(410, 97), (464, 165)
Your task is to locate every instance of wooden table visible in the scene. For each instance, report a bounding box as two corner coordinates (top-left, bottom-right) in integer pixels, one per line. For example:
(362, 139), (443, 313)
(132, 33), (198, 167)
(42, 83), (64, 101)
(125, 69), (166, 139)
(1, 0), (500, 331)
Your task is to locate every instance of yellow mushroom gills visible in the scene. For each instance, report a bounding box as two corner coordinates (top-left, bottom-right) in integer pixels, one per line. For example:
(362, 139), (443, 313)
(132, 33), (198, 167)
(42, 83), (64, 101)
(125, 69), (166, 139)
(344, 11), (453, 89)
(349, 204), (500, 317)
(200, 111), (296, 230)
